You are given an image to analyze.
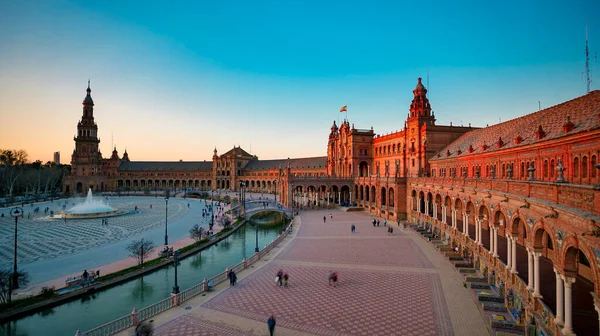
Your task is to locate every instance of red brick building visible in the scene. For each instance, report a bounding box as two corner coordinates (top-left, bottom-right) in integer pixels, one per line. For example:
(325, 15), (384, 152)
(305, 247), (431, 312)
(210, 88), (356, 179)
(408, 90), (600, 335)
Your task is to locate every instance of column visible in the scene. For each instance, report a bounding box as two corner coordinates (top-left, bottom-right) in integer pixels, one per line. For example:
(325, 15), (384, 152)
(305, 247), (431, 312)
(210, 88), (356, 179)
(533, 252), (542, 297)
(463, 213), (469, 236)
(349, 191), (352, 204)
(433, 203), (437, 219)
(511, 236), (518, 273)
(493, 227), (499, 257)
(507, 236), (512, 269)
(417, 198), (421, 213)
(452, 209), (457, 229)
(442, 206), (447, 223)
(594, 298), (600, 336)
(527, 249), (534, 291)
(425, 201), (429, 216)
(338, 192), (341, 205)
(562, 276), (576, 335)
(554, 269), (564, 325)
(490, 226), (495, 253)
(478, 221), (483, 245)
(410, 197), (414, 212)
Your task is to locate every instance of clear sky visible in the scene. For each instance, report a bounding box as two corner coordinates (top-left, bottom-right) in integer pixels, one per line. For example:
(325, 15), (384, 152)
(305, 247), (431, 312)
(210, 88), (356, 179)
(1, 0), (598, 163)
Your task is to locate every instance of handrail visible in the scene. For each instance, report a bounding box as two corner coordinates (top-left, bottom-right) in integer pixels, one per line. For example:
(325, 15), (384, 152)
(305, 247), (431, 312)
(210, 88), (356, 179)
(80, 224), (291, 336)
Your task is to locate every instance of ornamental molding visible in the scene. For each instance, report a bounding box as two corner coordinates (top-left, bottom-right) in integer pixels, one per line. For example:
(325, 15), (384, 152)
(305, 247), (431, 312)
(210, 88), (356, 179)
(490, 203), (495, 210)
(594, 248), (600, 268)
(554, 227), (565, 250)
(506, 208), (514, 218)
(526, 216), (535, 231)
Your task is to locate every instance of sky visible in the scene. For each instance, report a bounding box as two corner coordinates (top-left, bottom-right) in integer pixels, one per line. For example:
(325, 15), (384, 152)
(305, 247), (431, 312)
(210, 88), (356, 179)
(0, 0), (598, 163)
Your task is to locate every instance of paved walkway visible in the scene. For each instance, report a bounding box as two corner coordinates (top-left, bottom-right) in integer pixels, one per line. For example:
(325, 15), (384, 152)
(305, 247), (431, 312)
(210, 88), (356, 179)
(118, 209), (489, 336)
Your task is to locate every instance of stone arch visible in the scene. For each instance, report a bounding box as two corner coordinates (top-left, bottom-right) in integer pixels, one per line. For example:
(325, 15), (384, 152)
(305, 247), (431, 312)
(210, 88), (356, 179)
(478, 204), (491, 250)
(435, 194), (442, 221)
(381, 187), (387, 207)
(359, 161), (369, 177)
(359, 185), (364, 201)
(510, 216), (529, 242)
(388, 188), (395, 209)
(533, 225), (557, 254)
(426, 192), (433, 216)
(418, 191), (425, 214)
(371, 186), (376, 205)
(365, 185), (371, 202)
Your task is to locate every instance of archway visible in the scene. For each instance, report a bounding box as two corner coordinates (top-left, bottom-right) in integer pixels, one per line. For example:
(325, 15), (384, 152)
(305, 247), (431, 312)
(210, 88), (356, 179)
(466, 201), (476, 239)
(371, 186), (376, 206)
(444, 196), (452, 226)
(381, 187), (387, 207)
(479, 205), (491, 251)
(494, 210), (508, 264)
(564, 246), (598, 335)
(388, 188), (395, 210)
(76, 182), (83, 194)
(455, 198), (464, 232)
(534, 227), (557, 316)
(359, 161), (369, 177)
(411, 190), (417, 211)
(341, 185), (351, 205)
(427, 192), (433, 217)
(419, 191), (425, 214)
(511, 217), (529, 284)
(435, 194), (442, 221)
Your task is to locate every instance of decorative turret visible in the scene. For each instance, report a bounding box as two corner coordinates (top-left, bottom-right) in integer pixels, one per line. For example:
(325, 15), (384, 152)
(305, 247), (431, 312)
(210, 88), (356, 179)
(111, 147), (119, 160)
(330, 120), (338, 135)
(409, 77), (434, 122)
(122, 149), (130, 161)
(213, 147), (218, 159)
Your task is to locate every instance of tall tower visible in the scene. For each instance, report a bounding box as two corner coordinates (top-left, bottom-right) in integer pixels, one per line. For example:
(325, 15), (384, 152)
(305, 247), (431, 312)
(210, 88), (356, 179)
(406, 77), (436, 177)
(71, 81), (102, 179)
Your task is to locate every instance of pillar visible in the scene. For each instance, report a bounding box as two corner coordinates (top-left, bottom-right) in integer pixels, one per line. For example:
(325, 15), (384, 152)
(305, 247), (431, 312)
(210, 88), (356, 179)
(349, 191), (352, 205)
(452, 209), (457, 229)
(442, 206), (447, 223)
(527, 249), (534, 291)
(594, 297), (600, 336)
(417, 197), (421, 213)
(533, 252), (542, 297)
(507, 236), (512, 269)
(338, 192), (341, 205)
(493, 227), (499, 257)
(554, 269), (564, 325)
(463, 213), (469, 236)
(479, 221), (483, 245)
(511, 236), (518, 273)
(411, 197), (414, 212)
(425, 200), (430, 216)
(490, 226), (494, 253)
(433, 202), (437, 219)
(562, 276), (576, 335)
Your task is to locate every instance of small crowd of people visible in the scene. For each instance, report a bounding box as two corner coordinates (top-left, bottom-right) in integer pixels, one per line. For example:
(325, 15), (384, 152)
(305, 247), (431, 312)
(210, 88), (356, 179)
(275, 269), (289, 287)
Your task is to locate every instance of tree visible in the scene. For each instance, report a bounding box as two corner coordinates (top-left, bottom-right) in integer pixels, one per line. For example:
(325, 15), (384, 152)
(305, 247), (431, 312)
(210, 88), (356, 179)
(0, 269), (30, 304)
(126, 239), (156, 266)
(189, 224), (204, 242)
(219, 216), (232, 228)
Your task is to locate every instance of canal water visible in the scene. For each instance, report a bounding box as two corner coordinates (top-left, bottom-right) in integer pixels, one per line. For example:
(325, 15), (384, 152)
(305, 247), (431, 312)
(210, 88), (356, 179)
(0, 223), (281, 336)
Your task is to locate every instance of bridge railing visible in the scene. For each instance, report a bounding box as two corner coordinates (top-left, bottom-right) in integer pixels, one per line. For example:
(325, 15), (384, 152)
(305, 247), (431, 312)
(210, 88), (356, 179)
(78, 221), (293, 336)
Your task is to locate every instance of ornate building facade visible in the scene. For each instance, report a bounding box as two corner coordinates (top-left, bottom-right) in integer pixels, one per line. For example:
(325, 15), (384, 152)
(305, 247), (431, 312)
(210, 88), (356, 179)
(63, 80), (600, 333)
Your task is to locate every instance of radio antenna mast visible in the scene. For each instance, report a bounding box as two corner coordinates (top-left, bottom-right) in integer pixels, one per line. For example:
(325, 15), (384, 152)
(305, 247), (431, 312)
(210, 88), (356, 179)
(583, 23), (593, 93)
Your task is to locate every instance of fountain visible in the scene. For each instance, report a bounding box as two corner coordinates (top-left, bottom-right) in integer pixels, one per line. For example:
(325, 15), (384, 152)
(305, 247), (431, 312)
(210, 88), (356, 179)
(53, 188), (128, 219)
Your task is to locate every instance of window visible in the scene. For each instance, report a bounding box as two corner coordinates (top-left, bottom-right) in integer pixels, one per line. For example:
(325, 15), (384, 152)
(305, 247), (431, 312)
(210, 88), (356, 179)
(592, 156), (597, 177)
(573, 157), (580, 178)
(582, 156), (588, 178)
(543, 160), (548, 178)
(412, 159), (415, 167)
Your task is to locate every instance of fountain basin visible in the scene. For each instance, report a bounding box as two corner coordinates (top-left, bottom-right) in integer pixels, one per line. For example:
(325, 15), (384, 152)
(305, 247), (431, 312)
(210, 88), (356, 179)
(51, 188), (129, 219)
(51, 209), (129, 219)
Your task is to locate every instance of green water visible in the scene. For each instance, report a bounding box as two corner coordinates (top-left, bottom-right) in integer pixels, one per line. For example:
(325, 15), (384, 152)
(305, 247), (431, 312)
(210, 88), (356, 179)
(0, 223), (280, 336)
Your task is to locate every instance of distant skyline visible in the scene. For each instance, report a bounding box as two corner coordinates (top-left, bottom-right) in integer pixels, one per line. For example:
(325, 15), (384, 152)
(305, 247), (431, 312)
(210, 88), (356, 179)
(1, 0), (598, 163)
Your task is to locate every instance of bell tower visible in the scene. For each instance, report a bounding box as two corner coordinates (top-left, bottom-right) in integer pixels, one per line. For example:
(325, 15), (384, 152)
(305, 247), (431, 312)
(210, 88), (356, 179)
(71, 81), (102, 177)
(406, 77), (435, 177)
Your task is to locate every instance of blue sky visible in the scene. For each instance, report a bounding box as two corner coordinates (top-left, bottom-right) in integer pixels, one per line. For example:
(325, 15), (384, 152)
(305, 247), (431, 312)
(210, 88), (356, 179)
(1, 0), (598, 162)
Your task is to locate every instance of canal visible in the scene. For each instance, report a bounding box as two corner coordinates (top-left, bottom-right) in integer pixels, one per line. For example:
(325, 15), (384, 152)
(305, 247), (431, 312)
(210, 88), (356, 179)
(0, 222), (281, 336)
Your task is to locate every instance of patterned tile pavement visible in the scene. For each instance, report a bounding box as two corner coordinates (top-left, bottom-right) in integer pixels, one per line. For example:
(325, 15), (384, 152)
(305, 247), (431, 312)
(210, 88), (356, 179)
(0, 197), (191, 266)
(140, 209), (489, 336)
(277, 238), (433, 268)
(154, 314), (247, 336)
(202, 263), (451, 336)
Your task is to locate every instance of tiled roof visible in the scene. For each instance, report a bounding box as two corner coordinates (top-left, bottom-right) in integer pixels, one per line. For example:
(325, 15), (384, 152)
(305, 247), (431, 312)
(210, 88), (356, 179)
(245, 156), (327, 170)
(221, 147), (253, 158)
(431, 90), (600, 161)
(118, 161), (213, 171)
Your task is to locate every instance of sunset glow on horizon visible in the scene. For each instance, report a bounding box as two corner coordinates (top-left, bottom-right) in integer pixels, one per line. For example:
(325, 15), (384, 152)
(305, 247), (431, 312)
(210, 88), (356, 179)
(1, 0), (598, 163)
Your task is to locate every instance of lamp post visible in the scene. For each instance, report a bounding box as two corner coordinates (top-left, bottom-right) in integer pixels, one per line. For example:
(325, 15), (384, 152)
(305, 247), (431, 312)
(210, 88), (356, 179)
(172, 250), (180, 294)
(9, 207), (23, 304)
(210, 188), (214, 229)
(164, 197), (169, 246)
(254, 225), (260, 253)
(291, 184), (294, 219)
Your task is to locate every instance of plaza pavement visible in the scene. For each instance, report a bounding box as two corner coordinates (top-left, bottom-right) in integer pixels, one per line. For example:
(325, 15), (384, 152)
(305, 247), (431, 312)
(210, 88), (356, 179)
(0, 196), (230, 295)
(119, 209), (490, 336)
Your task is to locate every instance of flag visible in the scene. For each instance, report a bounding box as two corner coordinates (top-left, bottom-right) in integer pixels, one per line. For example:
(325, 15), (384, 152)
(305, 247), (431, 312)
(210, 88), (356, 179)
(340, 105), (347, 113)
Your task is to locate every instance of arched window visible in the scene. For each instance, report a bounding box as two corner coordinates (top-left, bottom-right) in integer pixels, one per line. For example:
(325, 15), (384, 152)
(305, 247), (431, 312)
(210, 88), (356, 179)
(582, 156), (588, 178)
(521, 162), (525, 177)
(543, 160), (548, 178)
(573, 157), (580, 178)
(550, 159), (555, 178)
(592, 155), (597, 178)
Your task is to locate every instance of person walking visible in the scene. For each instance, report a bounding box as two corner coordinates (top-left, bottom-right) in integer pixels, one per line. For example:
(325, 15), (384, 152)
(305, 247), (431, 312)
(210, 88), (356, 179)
(372, 219), (376, 227)
(276, 269), (283, 286)
(283, 273), (289, 287)
(231, 271), (237, 286)
(323, 216), (326, 223)
(267, 315), (276, 336)
(383, 219), (387, 227)
(351, 224), (355, 233)
(329, 271), (338, 287)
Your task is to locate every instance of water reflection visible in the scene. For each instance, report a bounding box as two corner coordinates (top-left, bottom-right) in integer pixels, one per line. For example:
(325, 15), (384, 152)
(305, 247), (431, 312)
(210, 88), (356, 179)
(190, 254), (203, 269)
(131, 277), (154, 301)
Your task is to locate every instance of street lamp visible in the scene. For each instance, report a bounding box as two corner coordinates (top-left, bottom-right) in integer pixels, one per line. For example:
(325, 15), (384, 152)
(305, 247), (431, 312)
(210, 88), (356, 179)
(290, 184), (294, 219)
(164, 197), (169, 246)
(210, 188), (214, 229)
(254, 225), (260, 253)
(172, 250), (180, 294)
(9, 207), (23, 304)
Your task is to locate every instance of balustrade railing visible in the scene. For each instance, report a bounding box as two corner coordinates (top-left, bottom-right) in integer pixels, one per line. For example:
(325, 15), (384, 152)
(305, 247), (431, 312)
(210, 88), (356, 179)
(80, 223), (291, 336)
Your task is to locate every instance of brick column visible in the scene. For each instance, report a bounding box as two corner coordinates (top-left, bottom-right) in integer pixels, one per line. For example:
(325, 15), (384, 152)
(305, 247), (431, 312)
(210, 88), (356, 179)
(507, 235), (512, 269)
(493, 227), (499, 257)
(511, 235), (518, 273)
(442, 206), (447, 223)
(425, 200), (429, 216)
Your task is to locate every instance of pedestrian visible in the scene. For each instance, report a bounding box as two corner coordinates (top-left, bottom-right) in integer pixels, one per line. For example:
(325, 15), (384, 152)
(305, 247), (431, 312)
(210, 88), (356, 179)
(267, 315), (276, 336)
(330, 213), (333, 219)
(397, 219), (400, 226)
(377, 220), (380, 227)
(390, 227), (394, 235)
(372, 219), (376, 227)
(383, 219), (387, 227)
(231, 271), (237, 286)
(329, 271), (338, 287)
(323, 216), (326, 223)
(351, 224), (355, 233)
(283, 273), (289, 287)
(276, 269), (283, 286)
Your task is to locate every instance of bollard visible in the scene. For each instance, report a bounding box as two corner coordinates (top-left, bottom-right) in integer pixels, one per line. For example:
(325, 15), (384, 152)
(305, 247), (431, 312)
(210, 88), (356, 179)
(132, 307), (139, 325)
(202, 277), (207, 292)
(243, 258), (247, 268)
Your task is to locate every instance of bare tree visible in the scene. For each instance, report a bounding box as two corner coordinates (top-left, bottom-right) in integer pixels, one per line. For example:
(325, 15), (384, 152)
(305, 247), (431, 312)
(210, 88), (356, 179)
(0, 269), (30, 304)
(218, 216), (232, 228)
(126, 239), (156, 266)
(189, 224), (204, 242)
